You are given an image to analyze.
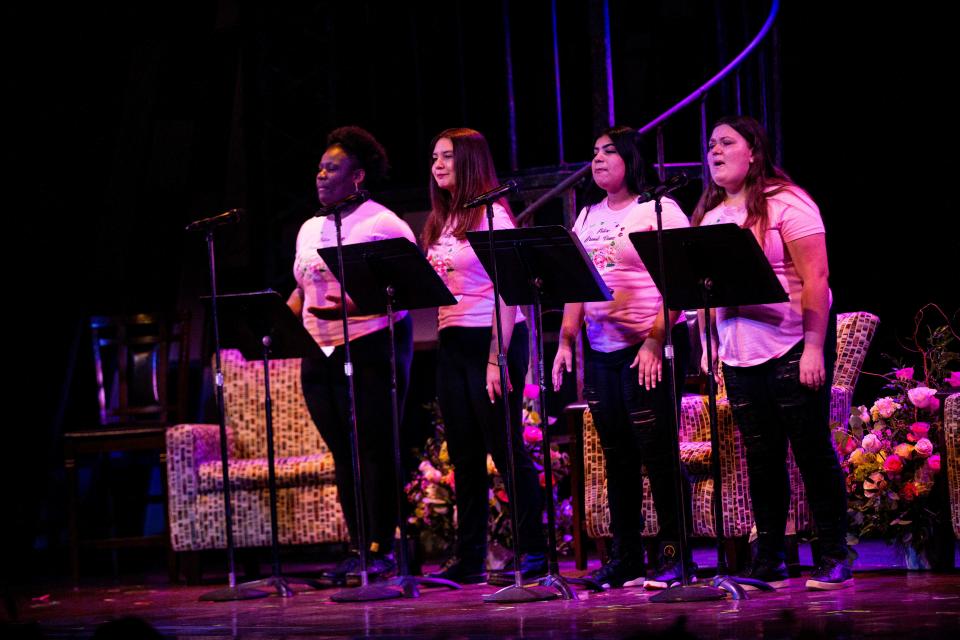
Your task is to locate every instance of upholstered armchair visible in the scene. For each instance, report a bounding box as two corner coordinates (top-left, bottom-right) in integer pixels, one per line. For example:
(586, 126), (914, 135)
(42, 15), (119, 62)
(581, 311), (879, 567)
(944, 393), (960, 539)
(166, 349), (348, 555)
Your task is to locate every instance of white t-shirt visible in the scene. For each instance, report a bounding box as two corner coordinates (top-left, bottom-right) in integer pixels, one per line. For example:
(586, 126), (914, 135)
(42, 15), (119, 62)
(699, 187), (830, 367)
(293, 199), (416, 347)
(426, 203), (526, 330)
(572, 197), (689, 353)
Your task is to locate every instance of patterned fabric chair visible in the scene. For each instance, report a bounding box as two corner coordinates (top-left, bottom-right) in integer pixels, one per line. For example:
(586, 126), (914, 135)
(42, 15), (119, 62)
(582, 311), (879, 560)
(944, 393), (960, 539)
(166, 349), (347, 553)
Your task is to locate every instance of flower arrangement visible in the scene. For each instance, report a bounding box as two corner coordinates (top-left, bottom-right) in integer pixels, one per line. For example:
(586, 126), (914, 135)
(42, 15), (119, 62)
(405, 385), (573, 561)
(833, 304), (958, 564)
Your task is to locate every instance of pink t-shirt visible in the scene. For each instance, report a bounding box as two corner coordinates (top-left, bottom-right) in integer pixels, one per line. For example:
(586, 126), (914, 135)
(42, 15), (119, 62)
(572, 197), (689, 353)
(293, 199), (416, 347)
(700, 187), (830, 367)
(426, 203), (526, 330)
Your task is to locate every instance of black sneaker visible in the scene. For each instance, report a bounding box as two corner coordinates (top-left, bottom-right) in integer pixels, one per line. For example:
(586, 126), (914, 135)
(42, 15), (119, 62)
(427, 555), (487, 585)
(486, 553), (548, 586)
(805, 556), (853, 590)
(345, 552), (397, 584)
(643, 559), (698, 590)
(736, 557), (789, 589)
(321, 551), (361, 585)
(588, 555), (646, 589)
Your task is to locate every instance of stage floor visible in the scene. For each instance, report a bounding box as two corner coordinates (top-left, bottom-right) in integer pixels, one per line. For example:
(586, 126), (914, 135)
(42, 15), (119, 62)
(9, 542), (960, 639)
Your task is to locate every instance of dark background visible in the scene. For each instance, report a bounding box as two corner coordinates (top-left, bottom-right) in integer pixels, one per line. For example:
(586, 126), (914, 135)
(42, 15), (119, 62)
(5, 0), (955, 580)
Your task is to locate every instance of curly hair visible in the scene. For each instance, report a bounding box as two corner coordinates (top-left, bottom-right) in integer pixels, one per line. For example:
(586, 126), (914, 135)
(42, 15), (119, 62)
(326, 126), (390, 187)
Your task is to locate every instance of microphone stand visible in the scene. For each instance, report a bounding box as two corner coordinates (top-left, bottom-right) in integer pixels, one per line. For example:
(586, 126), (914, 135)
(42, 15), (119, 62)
(324, 196), (403, 603)
(478, 199), (557, 604)
(193, 222), (268, 603)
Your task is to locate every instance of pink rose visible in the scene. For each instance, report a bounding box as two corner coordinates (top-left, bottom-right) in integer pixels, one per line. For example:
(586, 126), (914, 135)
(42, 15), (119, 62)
(894, 367), (914, 381)
(843, 437), (858, 454)
(927, 454), (941, 473)
(945, 371), (960, 388)
(907, 422), (930, 442)
(894, 443), (914, 459)
(523, 383), (540, 400)
(872, 397), (901, 419)
(907, 386), (937, 410)
(858, 406), (872, 424)
(883, 454), (904, 474)
(914, 438), (934, 457)
(926, 397), (941, 413)
(861, 433), (881, 453)
(523, 424), (543, 445)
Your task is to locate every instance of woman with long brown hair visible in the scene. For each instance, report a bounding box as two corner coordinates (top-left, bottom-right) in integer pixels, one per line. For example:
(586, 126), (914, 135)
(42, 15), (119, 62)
(423, 128), (546, 585)
(694, 115), (851, 590)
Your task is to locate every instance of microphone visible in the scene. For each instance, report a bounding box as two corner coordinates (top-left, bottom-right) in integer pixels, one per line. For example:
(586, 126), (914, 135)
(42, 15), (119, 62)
(316, 190), (371, 216)
(185, 208), (243, 232)
(637, 173), (688, 204)
(464, 180), (519, 209)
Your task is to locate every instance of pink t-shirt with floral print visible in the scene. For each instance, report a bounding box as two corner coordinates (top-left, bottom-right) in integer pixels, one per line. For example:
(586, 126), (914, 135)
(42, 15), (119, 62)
(293, 199), (416, 347)
(572, 197), (689, 353)
(426, 203), (526, 330)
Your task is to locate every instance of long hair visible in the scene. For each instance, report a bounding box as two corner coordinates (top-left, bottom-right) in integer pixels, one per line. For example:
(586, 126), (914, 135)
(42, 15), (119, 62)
(421, 128), (513, 248)
(326, 125), (390, 188)
(691, 115), (793, 242)
(583, 125), (654, 212)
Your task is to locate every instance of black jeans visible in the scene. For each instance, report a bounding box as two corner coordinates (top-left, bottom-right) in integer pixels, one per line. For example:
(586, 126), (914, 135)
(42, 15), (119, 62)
(436, 323), (546, 555)
(300, 315), (413, 553)
(583, 322), (692, 557)
(722, 320), (847, 562)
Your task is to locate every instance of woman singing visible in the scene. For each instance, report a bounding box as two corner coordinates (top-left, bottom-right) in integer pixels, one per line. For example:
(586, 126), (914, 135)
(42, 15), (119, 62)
(552, 125), (694, 589)
(694, 115), (851, 590)
(288, 126), (415, 583)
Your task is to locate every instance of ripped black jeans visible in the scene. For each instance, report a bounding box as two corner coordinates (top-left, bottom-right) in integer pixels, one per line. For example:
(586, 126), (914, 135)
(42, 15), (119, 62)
(722, 331), (848, 562)
(583, 323), (692, 556)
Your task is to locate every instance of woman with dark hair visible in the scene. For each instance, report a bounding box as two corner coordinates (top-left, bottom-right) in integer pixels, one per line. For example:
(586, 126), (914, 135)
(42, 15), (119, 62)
(694, 115), (851, 590)
(552, 126), (694, 589)
(288, 125), (415, 583)
(423, 128), (547, 585)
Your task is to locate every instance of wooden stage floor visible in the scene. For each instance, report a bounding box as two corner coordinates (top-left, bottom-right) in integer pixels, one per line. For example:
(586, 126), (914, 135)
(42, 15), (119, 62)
(8, 542), (960, 639)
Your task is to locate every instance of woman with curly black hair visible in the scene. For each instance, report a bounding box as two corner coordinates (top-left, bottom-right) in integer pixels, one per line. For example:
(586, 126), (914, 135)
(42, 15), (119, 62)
(288, 126), (415, 583)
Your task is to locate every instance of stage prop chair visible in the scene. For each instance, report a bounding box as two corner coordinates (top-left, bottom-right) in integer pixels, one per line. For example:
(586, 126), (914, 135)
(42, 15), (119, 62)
(166, 349), (348, 579)
(65, 312), (190, 586)
(578, 311), (878, 573)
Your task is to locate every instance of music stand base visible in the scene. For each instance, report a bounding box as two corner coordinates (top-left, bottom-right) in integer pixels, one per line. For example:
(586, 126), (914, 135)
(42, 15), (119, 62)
(648, 584), (727, 603)
(330, 584), (404, 602)
(384, 575), (462, 599)
(242, 574), (324, 597)
(199, 586), (270, 602)
(483, 584), (560, 603)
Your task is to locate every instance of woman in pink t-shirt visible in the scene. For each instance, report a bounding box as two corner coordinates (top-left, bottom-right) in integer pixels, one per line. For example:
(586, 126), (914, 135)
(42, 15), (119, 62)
(423, 128), (546, 585)
(552, 125), (694, 590)
(287, 126), (415, 584)
(694, 115), (850, 590)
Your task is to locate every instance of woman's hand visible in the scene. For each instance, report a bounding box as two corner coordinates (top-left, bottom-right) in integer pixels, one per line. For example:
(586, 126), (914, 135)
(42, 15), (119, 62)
(486, 361), (511, 402)
(307, 293), (359, 320)
(552, 342), (573, 392)
(631, 337), (663, 391)
(799, 344), (826, 390)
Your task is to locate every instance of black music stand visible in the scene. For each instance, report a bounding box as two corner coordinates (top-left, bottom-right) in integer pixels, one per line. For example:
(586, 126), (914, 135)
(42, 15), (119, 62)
(319, 238), (462, 600)
(467, 225), (611, 601)
(631, 222), (788, 601)
(212, 290), (326, 597)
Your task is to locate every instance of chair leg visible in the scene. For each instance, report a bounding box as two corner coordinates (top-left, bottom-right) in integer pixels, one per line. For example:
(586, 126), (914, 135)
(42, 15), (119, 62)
(785, 534), (801, 576)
